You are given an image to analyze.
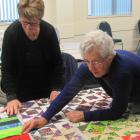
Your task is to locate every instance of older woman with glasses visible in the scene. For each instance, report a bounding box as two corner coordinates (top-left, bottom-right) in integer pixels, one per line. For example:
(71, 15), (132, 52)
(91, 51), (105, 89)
(1, 0), (64, 115)
(22, 29), (140, 133)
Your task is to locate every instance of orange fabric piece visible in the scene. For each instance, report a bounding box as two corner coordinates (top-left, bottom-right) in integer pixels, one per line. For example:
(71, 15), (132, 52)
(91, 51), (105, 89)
(2, 133), (31, 140)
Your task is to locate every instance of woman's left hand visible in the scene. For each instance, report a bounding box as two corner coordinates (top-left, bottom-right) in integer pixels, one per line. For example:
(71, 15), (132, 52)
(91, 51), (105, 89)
(65, 111), (85, 123)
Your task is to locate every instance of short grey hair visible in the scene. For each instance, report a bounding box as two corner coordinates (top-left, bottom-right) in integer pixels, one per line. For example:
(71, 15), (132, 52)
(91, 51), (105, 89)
(80, 30), (115, 59)
(17, 0), (44, 20)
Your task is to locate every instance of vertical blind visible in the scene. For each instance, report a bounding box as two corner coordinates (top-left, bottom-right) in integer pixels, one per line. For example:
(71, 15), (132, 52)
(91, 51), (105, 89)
(88, 0), (132, 17)
(0, 0), (19, 23)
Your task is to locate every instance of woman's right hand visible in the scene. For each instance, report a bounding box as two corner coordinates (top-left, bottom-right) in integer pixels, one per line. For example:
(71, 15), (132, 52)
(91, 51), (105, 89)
(22, 117), (48, 133)
(4, 99), (22, 115)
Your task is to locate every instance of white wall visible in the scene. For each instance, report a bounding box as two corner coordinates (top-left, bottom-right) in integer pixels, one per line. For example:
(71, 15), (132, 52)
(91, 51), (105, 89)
(44, 0), (140, 51)
(44, 0), (57, 26)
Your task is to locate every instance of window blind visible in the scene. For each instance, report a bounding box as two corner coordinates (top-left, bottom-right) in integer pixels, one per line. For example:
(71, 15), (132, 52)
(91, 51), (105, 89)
(88, 0), (132, 17)
(0, 0), (19, 23)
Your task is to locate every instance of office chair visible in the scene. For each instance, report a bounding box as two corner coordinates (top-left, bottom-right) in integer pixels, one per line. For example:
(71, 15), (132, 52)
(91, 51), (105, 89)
(61, 54), (100, 90)
(136, 20), (140, 51)
(61, 52), (78, 88)
(98, 21), (124, 50)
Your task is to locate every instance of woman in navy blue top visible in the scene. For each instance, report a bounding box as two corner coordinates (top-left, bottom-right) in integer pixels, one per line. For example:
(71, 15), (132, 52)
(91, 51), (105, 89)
(22, 30), (140, 133)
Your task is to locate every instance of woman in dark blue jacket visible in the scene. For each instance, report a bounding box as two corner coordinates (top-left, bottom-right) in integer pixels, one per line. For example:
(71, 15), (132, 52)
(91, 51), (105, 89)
(22, 30), (140, 133)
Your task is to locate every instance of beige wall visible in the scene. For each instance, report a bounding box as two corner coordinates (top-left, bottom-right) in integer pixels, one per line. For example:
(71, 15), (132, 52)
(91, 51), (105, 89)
(44, 0), (140, 51)
(0, 0), (140, 51)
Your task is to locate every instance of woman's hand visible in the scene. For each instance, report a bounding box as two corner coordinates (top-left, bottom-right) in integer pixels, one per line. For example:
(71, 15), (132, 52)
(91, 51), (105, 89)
(4, 99), (22, 115)
(65, 111), (85, 123)
(49, 90), (59, 102)
(22, 117), (48, 133)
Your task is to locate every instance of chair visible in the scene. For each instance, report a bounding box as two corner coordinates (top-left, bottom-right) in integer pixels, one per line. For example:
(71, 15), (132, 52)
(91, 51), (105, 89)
(61, 52), (78, 88)
(136, 20), (140, 51)
(61, 53), (100, 89)
(98, 21), (123, 50)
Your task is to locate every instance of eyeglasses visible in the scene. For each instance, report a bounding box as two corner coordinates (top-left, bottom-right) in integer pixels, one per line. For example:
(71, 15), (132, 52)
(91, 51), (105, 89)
(20, 19), (40, 28)
(83, 59), (105, 67)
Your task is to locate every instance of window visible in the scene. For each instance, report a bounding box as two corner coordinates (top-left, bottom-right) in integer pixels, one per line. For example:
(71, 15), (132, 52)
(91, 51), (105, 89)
(88, 0), (132, 17)
(0, 0), (19, 23)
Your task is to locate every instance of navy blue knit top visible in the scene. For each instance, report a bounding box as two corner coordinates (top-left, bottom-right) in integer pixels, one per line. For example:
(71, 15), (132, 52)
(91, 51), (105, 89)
(42, 50), (140, 121)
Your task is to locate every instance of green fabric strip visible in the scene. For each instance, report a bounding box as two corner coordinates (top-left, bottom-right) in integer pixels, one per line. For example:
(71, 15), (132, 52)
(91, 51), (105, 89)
(0, 116), (17, 123)
(0, 126), (22, 139)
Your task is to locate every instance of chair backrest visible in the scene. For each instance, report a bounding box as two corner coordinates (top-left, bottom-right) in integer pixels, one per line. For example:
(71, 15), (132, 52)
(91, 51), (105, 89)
(61, 52), (78, 87)
(138, 20), (140, 35)
(98, 21), (113, 37)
